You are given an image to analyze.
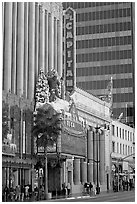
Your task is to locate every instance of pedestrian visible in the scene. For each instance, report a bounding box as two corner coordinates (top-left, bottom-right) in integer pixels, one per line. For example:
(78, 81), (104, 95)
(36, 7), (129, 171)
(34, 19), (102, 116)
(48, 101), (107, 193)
(89, 182), (93, 196)
(92, 183), (96, 196)
(25, 184), (29, 199)
(15, 185), (21, 201)
(21, 185), (25, 201)
(3, 186), (9, 201)
(28, 184), (32, 199)
(67, 183), (71, 196)
(129, 180), (132, 191)
(84, 182), (87, 193)
(126, 180), (129, 191)
(86, 183), (90, 194)
(9, 186), (15, 201)
(62, 183), (66, 196)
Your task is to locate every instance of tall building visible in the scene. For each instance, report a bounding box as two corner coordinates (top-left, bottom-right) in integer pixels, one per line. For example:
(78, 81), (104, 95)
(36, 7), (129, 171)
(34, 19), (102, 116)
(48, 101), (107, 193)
(2, 2), (63, 193)
(63, 2), (135, 127)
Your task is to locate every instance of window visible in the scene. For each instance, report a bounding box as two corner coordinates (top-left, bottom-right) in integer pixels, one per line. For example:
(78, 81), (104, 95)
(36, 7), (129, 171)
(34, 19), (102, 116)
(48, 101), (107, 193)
(120, 144), (122, 154)
(122, 129), (124, 139)
(112, 141), (115, 152)
(130, 132), (132, 141)
(126, 145), (127, 155)
(131, 147), (132, 154)
(120, 128), (121, 138)
(112, 125), (115, 136)
(117, 127), (118, 137)
(128, 146), (130, 155)
(125, 130), (127, 140)
(117, 143), (119, 153)
(128, 131), (129, 141)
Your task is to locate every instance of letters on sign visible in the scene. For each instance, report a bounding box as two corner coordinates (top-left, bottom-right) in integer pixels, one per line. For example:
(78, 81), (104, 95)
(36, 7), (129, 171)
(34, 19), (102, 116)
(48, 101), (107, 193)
(64, 8), (76, 93)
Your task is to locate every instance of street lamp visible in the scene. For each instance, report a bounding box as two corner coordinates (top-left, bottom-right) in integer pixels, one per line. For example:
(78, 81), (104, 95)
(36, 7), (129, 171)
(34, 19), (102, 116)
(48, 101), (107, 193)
(94, 124), (109, 194)
(95, 126), (101, 194)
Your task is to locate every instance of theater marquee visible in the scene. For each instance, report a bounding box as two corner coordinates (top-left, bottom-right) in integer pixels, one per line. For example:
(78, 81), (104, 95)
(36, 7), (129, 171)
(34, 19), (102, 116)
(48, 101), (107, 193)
(64, 7), (76, 94)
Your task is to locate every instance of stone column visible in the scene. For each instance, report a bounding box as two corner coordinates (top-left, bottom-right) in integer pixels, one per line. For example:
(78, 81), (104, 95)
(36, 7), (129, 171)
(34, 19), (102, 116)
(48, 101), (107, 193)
(99, 133), (105, 184)
(54, 17), (57, 72)
(3, 2), (12, 92)
(87, 130), (94, 183)
(2, 167), (7, 186)
(57, 19), (63, 77)
(45, 10), (48, 74)
(73, 158), (80, 185)
(81, 159), (87, 184)
(56, 131), (61, 153)
(48, 13), (54, 71)
(39, 5), (45, 71)
(24, 2), (29, 98)
(35, 3), (39, 81)
(11, 2), (17, 94)
(28, 2), (35, 100)
(2, 2), (4, 49)
(7, 167), (10, 187)
(93, 131), (97, 183)
(17, 2), (24, 96)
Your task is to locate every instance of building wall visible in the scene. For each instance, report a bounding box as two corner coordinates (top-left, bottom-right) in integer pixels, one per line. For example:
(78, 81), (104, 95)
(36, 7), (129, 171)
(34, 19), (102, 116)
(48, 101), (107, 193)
(63, 2), (135, 126)
(111, 120), (135, 160)
(2, 2), (63, 191)
(71, 88), (112, 192)
(3, 2), (63, 99)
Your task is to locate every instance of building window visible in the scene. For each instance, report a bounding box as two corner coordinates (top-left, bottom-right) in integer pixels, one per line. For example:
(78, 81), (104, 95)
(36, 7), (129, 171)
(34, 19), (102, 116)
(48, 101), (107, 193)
(130, 132), (132, 141)
(120, 128), (121, 138)
(120, 144), (122, 154)
(125, 130), (127, 140)
(133, 147), (135, 154)
(123, 144), (124, 155)
(117, 127), (118, 137)
(128, 131), (129, 141)
(112, 141), (115, 152)
(126, 145), (127, 155)
(128, 146), (130, 155)
(112, 125), (115, 136)
(122, 129), (124, 139)
(133, 133), (135, 142)
(131, 147), (132, 154)
(117, 143), (119, 153)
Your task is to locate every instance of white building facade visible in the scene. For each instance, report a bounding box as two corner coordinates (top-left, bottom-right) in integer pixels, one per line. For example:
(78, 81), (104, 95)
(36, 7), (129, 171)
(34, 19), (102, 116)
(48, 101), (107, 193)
(110, 120), (135, 189)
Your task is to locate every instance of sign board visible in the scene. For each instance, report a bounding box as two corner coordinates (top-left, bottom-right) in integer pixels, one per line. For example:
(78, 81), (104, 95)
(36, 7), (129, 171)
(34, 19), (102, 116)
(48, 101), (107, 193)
(64, 7), (76, 94)
(123, 161), (128, 171)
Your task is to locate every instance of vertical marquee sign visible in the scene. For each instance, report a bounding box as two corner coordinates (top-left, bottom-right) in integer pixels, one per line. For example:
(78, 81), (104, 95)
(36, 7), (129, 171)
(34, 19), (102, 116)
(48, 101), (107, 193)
(64, 7), (76, 94)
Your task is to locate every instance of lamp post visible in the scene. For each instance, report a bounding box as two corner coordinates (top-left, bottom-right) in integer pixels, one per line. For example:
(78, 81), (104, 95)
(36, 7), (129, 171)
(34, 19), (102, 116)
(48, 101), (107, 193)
(95, 126), (101, 194)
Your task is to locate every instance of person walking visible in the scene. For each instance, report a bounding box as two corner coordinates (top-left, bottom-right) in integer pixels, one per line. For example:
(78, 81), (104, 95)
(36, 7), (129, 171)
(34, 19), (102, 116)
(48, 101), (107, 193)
(89, 182), (93, 196)
(21, 185), (25, 201)
(25, 184), (29, 199)
(67, 183), (71, 197)
(15, 185), (21, 201)
(92, 183), (96, 196)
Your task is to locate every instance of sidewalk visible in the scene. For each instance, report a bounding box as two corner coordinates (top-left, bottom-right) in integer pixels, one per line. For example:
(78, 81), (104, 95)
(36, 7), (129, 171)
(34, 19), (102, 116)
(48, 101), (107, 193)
(40, 190), (113, 202)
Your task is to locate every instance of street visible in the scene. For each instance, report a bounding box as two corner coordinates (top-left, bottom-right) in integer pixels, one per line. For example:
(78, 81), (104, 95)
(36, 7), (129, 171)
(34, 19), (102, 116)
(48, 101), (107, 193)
(47, 190), (135, 202)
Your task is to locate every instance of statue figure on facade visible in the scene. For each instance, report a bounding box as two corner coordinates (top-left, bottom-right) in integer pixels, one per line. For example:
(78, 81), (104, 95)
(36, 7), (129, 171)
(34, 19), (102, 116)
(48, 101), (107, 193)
(35, 68), (49, 106)
(46, 69), (61, 102)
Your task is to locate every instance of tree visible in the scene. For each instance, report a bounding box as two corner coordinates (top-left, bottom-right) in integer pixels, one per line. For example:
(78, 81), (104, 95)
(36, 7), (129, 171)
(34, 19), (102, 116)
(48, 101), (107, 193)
(2, 101), (9, 140)
(32, 103), (62, 199)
